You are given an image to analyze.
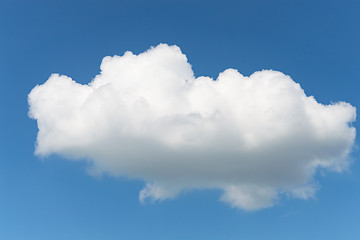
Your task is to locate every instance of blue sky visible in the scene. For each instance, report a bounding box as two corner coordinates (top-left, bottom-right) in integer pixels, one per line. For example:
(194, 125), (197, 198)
(1, 0), (360, 239)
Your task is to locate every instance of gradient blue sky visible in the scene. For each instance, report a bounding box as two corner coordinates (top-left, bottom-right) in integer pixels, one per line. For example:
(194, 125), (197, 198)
(1, 0), (360, 239)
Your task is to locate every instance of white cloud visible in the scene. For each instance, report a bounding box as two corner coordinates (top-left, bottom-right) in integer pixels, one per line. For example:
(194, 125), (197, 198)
(28, 44), (356, 210)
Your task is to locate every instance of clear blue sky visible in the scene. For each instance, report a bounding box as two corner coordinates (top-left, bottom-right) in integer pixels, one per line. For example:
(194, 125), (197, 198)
(1, 0), (360, 239)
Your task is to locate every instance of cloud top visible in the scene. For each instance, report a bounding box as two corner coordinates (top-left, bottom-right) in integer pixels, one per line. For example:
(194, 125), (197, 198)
(28, 44), (356, 210)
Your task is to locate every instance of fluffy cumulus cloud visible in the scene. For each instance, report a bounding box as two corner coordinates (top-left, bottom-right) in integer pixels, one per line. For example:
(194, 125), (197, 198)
(28, 44), (356, 210)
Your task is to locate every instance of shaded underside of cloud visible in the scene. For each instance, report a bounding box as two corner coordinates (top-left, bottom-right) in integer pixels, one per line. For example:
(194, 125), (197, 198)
(28, 44), (356, 210)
